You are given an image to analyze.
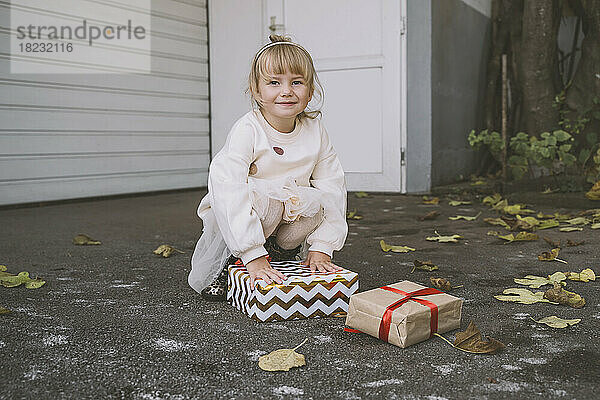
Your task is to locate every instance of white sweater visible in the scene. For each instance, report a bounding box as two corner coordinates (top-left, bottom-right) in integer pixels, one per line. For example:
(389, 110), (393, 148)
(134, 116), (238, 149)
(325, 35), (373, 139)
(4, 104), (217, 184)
(197, 110), (348, 264)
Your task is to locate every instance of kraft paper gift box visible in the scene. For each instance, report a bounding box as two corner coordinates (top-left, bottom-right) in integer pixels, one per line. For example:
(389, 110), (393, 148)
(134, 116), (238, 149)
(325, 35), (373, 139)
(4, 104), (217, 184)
(227, 260), (359, 322)
(345, 280), (462, 348)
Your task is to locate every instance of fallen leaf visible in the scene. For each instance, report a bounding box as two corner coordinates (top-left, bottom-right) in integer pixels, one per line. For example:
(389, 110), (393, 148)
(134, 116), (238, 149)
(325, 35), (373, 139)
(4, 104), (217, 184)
(380, 240), (415, 253)
(426, 232), (463, 243)
(585, 180), (600, 200)
(564, 268), (595, 282)
(487, 231), (501, 236)
(0, 270), (46, 289)
(0, 306), (10, 315)
(449, 212), (481, 221)
(422, 196), (440, 205)
(492, 199), (509, 211)
(497, 232), (539, 243)
(346, 209), (363, 220)
(430, 277), (452, 291)
(73, 234), (101, 245)
(544, 284), (585, 308)
(450, 321), (505, 354)
(553, 213), (573, 221)
(532, 315), (581, 328)
(537, 248), (567, 264)
(494, 288), (557, 304)
(537, 212), (556, 219)
(542, 187), (558, 194)
(355, 192), (369, 198)
(258, 338), (307, 371)
(543, 237), (561, 248)
(537, 219), (560, 230)
(483, 193), (502, 206)
(566, 239), (584, 247)
(417, 210), (440, 221)
(412, 260), (438, 272)
(503, 204), (536, 215)
(591, 223), (600, 229)
(487, 377), (499, 384)
(449, 200), (472, 206)
(564, 217), (589, 226)
(484, 218), (511, 229)
(514, 272), (567, 289)
(559, 227), (583, 232)
(153, 244), (185, 258)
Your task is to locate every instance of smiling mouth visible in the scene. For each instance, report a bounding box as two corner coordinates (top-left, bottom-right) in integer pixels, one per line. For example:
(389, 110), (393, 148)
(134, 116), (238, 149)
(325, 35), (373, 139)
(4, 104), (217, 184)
(276, 102), (297, 105)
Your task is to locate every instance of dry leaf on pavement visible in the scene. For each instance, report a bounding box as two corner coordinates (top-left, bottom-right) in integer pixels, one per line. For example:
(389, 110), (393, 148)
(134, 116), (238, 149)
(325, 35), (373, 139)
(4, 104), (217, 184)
(497, 232), (539, 243)
(566, 239), (584, 246)
(503, 204), (536, 215)
(585, 180), (600, 200)
(544, 284), (585, 308)
(591, 223), (600, 229)
(537, 219), (560, 230)
(483, 193), (502, 206)
(429, 277), (459, 291)
(0, 306), (10, 315)
(346, 209), (363, 220)
(449, 212), (481, 221)
(484, 218), (511, 229)
(426, 231), (463, 243)
(531, 315), (581, 328)
(422, 196), (440, 205)
(380, 240), (415, 253)
(258, 338), (308, 371)
(435, 321), (504, 354)
(564, 268), (595, 282)
(559, 227), (583, 232)
(564, 217), (589, 226)
(0, 268), (45, 289)
(514, 272), (567, 289)
(417, 210), (440, 221)
(449, 200), (472, 206)
(153, 245), (185, 258)
(543, 237), (561, 248)
(412, 260), (438, 273)
(537, 248), (567, 264)
(494, 288), (557, 305)
(73, 234), (101, 245)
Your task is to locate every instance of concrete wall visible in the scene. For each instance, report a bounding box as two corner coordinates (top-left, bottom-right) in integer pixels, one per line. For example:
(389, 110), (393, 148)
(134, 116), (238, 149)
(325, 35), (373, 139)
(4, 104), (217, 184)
(430, 0), (491, 186)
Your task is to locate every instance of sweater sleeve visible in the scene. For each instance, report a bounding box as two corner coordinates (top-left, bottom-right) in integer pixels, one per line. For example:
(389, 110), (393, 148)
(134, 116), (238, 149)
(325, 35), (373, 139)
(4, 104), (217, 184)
(306, 122), (348, 257)
(207, 121), (268, 264)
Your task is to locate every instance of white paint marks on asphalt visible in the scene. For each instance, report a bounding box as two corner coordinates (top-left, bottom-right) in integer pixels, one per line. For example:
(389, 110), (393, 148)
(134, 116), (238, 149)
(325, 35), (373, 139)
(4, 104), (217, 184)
(549, 389), (567, 396)
(43, 334), (68, 346)
(513, 313), (530, 320)
(246, 350), (267, 361)
(501, 364), (522, 371)
(350, 232), (359, 236)
(431, 363), (458, 375)
(362, 379), (404, 388)
(336, 390), (361, 400)
(110, 281), (139, 288)
(138, 391), (185, 400)
(483, 380), (529, 392)
(519, 357), (547, 365)
(151, 338), (193, 352)
(56, 277), (74, 281)
(0, 340), (5, 349)
(531, 333), (551, 338)
(272, 386), (304, 396)
(23, 366), (44, 380)
(425, 396), (449, 400)
(313, 335), (332, 344)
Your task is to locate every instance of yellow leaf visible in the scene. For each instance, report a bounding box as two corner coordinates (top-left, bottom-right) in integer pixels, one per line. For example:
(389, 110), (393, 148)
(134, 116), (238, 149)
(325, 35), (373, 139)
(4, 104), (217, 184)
(471, 180), (486, 186)
(559, 227), (583, 232)
(412, 260), (438, 272)
(483, 193), (503, 206)
(497, 232), (539, 243)
(355, 191), (369, 198)
(514, 272), (566, 289)
(346, 209), (363, 220)
(449, 200), (472, 206)
(494, 288), (557, 304)
(380, 240), (415, 253)
(492, 199), (508, 211)
(544, 284), (585, 308)
(565, 217), (589, 225)
(0, 306), (10, 315)
(537, 248), (567, 264)
(503, 204), (536, 215)
(153, 244), (184, 258)
(73, 234), (101, 245)
(258, 338), (307, 371)
(532, 315), (581, 328)
(0, 270), (45, 289)
(484, 218), (511, 229)
(554, 213), (573, 221)
(516, 215), (540, 226)
(426, 232), (462, 243)
(487, 231), (500, 236)
(537, 219), (560, 230)
(449, 212), (481, 221)
(564, 268), (595, 282)
(422, 196), (440, 205)
(591, 223), (600, 229)
(585, 180), (600, 200)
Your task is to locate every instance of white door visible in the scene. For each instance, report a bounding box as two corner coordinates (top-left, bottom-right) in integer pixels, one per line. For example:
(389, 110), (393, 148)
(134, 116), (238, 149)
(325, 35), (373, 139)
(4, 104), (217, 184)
(264, 0), (406, 192)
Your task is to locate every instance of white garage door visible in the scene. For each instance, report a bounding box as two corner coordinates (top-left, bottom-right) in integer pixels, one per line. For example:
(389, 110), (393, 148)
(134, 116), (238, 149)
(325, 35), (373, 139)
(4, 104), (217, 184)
(0, 0), (210, 206)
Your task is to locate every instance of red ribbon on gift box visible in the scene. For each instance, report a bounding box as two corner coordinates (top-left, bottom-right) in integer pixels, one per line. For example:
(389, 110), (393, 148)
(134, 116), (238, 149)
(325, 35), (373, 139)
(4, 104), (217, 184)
(378, 286), (442, 343)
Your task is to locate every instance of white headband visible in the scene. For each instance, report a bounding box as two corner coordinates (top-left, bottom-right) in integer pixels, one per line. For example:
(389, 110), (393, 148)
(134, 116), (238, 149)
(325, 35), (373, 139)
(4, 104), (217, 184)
(253, 41), (309, 63)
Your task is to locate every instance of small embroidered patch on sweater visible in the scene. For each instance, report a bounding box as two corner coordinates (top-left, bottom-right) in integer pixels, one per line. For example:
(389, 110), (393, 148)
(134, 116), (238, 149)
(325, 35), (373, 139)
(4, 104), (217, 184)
(273, 147), (284, 155)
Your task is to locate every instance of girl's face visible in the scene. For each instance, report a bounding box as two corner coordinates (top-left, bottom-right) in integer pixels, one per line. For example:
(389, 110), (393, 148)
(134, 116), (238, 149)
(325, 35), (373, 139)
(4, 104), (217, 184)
(256, 70), (312, 133)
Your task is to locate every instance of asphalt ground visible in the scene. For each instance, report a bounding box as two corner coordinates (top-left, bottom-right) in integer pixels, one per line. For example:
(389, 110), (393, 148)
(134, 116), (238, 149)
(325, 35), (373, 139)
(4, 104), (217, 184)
(1, 188), (599, 399)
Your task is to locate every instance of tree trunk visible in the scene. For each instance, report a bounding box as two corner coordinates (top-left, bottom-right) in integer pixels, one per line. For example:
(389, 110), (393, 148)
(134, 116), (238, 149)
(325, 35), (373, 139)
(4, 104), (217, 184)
(519, 0), (561, 136)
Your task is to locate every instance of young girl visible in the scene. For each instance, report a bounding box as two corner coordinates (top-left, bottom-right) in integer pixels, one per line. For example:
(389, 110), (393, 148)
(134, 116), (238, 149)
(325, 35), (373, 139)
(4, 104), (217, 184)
(189, 35), (348, 301)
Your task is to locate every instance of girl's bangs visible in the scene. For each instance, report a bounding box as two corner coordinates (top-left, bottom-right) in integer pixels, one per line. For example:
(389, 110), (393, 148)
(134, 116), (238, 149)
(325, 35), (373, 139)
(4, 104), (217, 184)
(257, 46), (313, 83)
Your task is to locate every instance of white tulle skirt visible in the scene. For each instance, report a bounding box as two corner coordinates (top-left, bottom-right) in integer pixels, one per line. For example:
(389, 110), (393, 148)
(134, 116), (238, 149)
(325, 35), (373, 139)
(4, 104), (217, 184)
(188, 177), (335, 293)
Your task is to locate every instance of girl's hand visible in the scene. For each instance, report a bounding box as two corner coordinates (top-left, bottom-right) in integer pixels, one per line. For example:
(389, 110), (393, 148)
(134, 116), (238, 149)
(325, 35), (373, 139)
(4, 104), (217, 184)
(302, 251), (343, 273)
(246, 256), (287, 287)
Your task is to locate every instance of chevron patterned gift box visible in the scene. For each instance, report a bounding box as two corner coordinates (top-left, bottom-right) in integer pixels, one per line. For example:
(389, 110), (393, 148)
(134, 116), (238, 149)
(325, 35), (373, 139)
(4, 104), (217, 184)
(227, 260), (359, 322)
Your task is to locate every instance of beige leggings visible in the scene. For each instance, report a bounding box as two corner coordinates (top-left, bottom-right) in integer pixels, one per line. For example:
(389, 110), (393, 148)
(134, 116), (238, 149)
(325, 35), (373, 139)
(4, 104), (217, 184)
(260, 198), (323, 250)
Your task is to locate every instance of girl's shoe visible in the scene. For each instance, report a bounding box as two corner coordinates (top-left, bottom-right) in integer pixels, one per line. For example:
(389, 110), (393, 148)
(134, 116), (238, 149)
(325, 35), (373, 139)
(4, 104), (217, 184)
(200, 255), (238, 301)
(264, 236), (301, 262)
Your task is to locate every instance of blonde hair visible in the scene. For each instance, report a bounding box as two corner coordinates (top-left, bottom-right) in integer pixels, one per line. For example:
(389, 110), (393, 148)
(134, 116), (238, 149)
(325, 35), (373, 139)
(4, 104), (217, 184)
(248, 35), (323, 120)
